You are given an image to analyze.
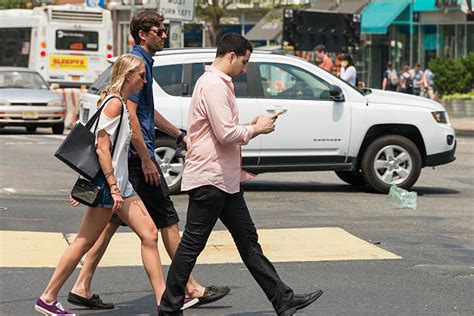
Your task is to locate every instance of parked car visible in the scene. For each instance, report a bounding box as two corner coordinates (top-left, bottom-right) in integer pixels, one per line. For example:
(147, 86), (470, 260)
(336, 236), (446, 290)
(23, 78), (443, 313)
(80, 48), (456, 194)
(0, 67), (65, 134)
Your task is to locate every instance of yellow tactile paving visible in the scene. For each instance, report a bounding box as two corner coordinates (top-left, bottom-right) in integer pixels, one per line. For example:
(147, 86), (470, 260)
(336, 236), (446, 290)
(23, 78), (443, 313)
(0, 231), (69, 268)
(0, 228), (400, 268)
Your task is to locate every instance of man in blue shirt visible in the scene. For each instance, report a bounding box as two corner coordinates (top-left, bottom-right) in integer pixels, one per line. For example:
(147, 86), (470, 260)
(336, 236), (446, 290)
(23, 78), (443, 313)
(66, 10), (229, 311)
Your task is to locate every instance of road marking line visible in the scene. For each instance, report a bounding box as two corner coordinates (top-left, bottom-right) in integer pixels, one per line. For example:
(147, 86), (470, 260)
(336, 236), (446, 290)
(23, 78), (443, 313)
(0, 228), (401, 268)
(2, 188), (16, 193)
(42, 135), (67, 140)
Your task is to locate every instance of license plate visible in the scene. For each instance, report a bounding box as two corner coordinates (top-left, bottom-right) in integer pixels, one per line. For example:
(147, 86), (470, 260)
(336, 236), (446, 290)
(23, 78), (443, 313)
(71, 75), (81, 81)
(22, 111), (38, 119)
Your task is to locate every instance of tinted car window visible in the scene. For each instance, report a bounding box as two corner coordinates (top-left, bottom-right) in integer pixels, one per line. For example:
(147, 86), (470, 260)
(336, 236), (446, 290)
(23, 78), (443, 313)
(257, 63), (331, 100)
(189, 62), (249, 98)
(190, 63), (205, 94)
(153, 64), (183, 96)
(88, 65), (112, 95)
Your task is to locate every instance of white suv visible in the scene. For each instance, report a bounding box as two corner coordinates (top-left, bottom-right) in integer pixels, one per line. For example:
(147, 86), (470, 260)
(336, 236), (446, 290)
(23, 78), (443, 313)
(80, 48), (456, 194)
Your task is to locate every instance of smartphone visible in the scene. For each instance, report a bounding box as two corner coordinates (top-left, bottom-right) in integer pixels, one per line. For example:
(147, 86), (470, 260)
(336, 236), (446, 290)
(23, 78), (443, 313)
(272, 111), (284, 120)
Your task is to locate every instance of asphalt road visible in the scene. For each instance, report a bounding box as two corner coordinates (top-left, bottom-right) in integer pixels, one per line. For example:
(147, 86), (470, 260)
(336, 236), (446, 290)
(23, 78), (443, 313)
(0, 127), (473, 315)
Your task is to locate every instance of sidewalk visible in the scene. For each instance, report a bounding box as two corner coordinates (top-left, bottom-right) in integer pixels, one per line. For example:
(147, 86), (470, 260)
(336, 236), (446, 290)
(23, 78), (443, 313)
(450, 117), (474, 137)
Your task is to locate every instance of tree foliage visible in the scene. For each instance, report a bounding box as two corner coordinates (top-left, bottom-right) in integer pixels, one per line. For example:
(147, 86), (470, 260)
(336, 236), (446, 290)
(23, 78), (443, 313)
(195, 0), (309, 47)
(428, 53), (474, 96)
(0, 0), (44, 9)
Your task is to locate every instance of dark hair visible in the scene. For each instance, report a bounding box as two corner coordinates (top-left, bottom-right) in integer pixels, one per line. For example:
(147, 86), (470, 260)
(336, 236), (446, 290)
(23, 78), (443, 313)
(387, 62), (393, 68)
(130, 10), (164, 45)
(314, 44), (327, 53)
(342, 54), (354, 67)
(216, 33), (253, 58)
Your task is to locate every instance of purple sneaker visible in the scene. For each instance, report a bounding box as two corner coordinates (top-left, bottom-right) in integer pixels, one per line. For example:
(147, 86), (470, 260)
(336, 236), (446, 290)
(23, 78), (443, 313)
(34, 298), (75, 315)
(181, 297), (199, 310)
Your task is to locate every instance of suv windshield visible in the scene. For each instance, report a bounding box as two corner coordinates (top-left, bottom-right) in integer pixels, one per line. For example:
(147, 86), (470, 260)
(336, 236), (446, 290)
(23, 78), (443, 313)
(88, 65), (112, 95)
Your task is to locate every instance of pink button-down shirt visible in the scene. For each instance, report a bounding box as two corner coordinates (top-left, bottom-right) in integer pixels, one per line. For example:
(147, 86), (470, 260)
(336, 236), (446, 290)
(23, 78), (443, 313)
(181, 66), (255, 194)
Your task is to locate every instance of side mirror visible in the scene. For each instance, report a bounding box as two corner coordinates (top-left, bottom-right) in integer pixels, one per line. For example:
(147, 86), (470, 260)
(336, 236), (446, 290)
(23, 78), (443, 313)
(50, 83), (60, 90)
(329, 85), (344, 102)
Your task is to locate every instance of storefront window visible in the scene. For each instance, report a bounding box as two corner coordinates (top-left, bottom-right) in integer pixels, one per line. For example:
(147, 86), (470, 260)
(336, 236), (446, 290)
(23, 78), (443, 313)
(456, 24), (466, 56)
(422, 25), (437, 67)
(439, 24), (455, 58)
(467, 25), (474, 55)
(393, 25), (411, 70)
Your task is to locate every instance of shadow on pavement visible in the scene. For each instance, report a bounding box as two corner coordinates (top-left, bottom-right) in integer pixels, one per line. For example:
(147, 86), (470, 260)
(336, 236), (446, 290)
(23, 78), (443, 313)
(242, 181), (460, 196)
(243, 181), (371, 193)
(77, 293), (234, 315)
(0, 127), (53, 135)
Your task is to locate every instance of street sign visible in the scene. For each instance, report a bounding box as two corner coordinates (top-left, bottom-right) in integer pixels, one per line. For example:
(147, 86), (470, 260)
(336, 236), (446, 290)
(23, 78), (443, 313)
(159, 0), (196, 21)
(85, 0), (104, 8)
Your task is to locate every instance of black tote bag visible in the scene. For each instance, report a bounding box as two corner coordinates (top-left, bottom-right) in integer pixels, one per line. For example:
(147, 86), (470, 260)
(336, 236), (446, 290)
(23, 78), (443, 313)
(54, 95), (119, 180)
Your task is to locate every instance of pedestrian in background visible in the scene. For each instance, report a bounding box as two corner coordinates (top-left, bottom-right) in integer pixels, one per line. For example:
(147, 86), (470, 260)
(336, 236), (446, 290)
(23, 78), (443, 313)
(340, 53), (357, 86)
(66, 10), (229, 312)
(382, 62), (399, 91)
(410, 63), (423, 96)
(159, 33), (323, 316)
(35, 54), (165, 316)
(400, 64), (413, 94)
(314, 44), (334, 72)
(423, 68), (437, 100)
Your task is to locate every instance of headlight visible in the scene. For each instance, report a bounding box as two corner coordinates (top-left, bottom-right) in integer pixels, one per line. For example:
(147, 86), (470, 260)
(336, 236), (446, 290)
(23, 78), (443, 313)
(0, 99), (10, 106)
(431, 111), (447, 124)
(48, 99), (63, 107)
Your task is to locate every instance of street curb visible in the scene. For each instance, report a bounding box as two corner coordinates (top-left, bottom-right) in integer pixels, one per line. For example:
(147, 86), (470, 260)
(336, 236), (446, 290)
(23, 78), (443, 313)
(455, 129), (474, 138)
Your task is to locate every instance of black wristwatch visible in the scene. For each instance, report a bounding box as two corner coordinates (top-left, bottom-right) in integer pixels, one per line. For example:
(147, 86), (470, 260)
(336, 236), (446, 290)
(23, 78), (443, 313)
(176, 131), (186, 145)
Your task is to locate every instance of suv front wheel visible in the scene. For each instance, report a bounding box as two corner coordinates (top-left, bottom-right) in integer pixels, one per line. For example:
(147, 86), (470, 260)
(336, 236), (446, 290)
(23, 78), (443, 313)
(154, 138), (184, 194)
(361, 135), (422, 193)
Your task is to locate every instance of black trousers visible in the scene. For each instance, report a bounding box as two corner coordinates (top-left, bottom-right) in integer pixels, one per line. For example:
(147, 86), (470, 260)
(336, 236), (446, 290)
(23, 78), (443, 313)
(160, 185), (294, 315)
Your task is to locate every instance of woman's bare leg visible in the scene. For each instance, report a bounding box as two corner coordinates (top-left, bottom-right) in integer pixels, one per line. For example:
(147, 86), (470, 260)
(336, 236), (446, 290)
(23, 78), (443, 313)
(118, 196), (165, 304)
(70, 221), (120, 298)
(40, 207), (112, 304)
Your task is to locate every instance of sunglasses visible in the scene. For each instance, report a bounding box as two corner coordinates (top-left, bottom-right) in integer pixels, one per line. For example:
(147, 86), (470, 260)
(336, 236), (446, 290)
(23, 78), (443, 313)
(130, 71), (146, 80)
(148, 28), (168, 37)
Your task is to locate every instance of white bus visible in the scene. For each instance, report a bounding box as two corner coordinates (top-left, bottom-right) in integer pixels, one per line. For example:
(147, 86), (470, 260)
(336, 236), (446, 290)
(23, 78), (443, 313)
(0, 5), (113, 87)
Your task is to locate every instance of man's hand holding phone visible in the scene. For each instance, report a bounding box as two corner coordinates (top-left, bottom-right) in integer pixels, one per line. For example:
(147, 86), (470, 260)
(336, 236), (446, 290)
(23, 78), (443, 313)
(252, 111), (283, 136)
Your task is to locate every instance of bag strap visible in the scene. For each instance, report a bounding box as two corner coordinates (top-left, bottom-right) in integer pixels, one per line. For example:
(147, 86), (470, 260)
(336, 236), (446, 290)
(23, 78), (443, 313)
(87, 94), (124, 157)
(110, 103), (124, 157)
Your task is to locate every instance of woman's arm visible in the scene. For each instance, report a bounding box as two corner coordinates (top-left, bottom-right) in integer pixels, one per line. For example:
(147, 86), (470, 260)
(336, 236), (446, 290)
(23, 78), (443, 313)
(96, 98), (123, 212)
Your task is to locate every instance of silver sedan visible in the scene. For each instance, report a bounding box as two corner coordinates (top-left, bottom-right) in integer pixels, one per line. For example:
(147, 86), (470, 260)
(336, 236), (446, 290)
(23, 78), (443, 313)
(0, 67), (65, 134)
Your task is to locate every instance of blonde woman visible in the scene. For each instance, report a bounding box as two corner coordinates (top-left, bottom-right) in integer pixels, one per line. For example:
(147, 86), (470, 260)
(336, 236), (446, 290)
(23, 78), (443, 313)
(35, 54), (166, 315)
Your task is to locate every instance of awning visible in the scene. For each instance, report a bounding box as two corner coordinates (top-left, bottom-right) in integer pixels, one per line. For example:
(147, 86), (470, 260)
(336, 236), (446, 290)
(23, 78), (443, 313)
(245, 10), (283, 42)
(361, 0), (410, 34)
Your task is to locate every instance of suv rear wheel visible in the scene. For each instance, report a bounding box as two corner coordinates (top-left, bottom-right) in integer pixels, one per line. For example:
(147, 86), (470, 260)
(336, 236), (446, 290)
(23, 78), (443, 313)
(154, 138), (184, 195)
(361, 135), (421, 193)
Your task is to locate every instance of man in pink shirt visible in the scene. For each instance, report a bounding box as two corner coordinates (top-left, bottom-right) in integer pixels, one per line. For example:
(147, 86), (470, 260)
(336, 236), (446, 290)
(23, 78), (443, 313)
(159, 33), (323, 316)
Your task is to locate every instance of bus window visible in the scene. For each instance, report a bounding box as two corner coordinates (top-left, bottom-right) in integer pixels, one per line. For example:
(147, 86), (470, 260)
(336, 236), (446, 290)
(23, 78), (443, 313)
(0, 28), (31, 67)
(56, 30), (99, 52)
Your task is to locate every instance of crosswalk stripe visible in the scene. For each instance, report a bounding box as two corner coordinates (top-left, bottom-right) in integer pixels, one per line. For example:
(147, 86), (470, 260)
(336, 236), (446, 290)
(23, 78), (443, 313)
(0, 228), (400, 268)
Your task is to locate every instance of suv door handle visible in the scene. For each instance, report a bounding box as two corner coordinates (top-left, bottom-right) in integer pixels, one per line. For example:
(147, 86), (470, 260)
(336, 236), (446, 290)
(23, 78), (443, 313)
(265, 106), (288, 114)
